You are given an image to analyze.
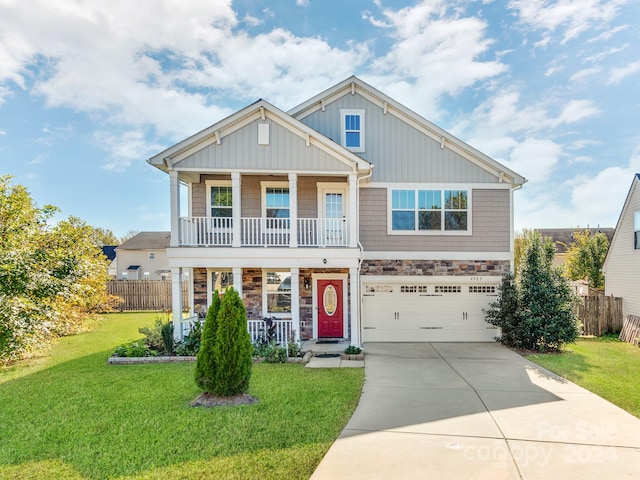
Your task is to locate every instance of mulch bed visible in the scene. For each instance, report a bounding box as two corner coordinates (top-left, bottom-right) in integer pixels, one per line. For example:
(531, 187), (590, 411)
(191, 392), (258, 407)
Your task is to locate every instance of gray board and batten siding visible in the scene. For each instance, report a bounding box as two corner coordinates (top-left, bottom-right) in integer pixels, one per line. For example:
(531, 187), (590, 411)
(359, 188), (511, 252)
(175, 118), (352, 173)
(299, 93), (499, 184)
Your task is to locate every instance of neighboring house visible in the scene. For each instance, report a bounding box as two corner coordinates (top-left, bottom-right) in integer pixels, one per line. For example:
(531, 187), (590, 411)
(603, 174), (640, 320)
(114, 232), (172, 280)
(101, 245), (118, 278)
(536, 228), (614, 267)
(147, 76), (526, 345)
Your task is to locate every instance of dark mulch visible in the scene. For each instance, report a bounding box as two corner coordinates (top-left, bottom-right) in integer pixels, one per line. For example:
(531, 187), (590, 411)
(191, 392), (258, 407)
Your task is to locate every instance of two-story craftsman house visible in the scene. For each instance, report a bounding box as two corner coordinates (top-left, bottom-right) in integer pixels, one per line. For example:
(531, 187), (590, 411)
(148, 76), (526, 346)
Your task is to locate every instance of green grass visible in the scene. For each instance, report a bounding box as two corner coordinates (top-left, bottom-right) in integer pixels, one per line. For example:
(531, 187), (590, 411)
(527, 335), (640, 418)
(0, 312), (364, 479)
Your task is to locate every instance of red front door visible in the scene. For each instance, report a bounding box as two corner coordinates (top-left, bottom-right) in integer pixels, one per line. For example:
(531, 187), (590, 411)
(317, 279), (343, 338)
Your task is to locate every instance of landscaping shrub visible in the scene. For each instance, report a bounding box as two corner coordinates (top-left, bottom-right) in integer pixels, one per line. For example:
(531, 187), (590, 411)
(212, 288), (253, 396)
(255, 341), (287, 363)
(194, 292), (221, 392)
(138, 317), (165, 352)
(174, 321), (202, 356)
(485, 232), (579, 351)
(112, 340), (157, 357)
(160, 320), (174, 355)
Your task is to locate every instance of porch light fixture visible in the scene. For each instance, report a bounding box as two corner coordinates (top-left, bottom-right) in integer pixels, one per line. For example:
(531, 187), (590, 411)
(304, 277), (311, 290)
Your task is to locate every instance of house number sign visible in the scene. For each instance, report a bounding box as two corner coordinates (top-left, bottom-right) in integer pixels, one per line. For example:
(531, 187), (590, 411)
(323, 285), (337, 316)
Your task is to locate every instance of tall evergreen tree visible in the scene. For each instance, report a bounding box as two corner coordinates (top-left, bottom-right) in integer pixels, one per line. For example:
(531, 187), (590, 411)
(212, 288), (253, 396)
(194, 292), (221, 393)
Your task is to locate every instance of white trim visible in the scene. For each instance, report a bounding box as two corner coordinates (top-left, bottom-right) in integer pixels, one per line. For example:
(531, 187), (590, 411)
(316, 182), (348, 219)
(340, 109), (365, 153)
(387, 188), (472, 236)
(312, 273), (349, 339)
(361, 275), (502, 284)
(262, 269), (293, 319)
(361, 181), (512, 190)
(205, 179), (232, 218)
(362, 251), (513, 261)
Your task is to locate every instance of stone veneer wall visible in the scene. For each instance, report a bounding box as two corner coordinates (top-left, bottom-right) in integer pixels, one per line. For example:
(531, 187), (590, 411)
(360, 259), (510, 276)
(191, 267), (351, 340)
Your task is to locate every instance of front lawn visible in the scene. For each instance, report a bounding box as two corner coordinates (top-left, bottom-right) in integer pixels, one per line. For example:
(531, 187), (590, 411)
(527, 335), (640, 418)
(0, 312), (364, 479)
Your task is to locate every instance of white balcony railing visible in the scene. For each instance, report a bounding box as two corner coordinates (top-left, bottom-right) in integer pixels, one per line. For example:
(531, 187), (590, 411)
(178, 217), (349, 247)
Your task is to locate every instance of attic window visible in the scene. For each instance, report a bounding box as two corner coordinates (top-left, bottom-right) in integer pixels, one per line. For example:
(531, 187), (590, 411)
(258, 123), (270, 145)
(340, 109), (365, 153)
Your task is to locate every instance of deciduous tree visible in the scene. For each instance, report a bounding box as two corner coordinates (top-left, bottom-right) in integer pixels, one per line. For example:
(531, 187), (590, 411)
(563, 230), (609, 289)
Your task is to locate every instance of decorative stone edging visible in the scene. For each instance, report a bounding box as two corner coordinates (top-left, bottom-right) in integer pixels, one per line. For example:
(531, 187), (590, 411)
(108, 351), (313, 365)
(340, 353), (365, 361)
(108, 355), (196, 364)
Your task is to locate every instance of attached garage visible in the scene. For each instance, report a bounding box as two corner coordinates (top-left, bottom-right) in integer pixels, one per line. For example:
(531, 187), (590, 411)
(361, 276), (501, 342)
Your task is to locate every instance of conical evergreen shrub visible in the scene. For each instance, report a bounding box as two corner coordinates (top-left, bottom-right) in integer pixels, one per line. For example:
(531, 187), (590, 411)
(194, 291), (221, 392)
(212, 287), (253, 396)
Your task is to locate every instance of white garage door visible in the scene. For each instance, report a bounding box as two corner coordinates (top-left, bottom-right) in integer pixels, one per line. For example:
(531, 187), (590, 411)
(361, 277), (501, 342)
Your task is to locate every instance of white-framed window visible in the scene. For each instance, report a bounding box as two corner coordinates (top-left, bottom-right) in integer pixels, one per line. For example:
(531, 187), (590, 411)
(634, 212), (640, 249)
(261, 181), (290, 230)
(263, 270), (291, 315)
(340, 109), (365, 152)
(389, 188), (470, 234)
(206, 180), (233, 231)
(207, 269), (234, 308)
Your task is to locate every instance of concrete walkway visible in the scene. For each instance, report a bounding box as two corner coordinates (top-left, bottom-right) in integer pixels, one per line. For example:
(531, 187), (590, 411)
(311, 343), (640, 479)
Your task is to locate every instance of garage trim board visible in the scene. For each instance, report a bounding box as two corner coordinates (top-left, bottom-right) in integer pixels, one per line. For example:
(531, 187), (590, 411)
(361, 276), (501, 342)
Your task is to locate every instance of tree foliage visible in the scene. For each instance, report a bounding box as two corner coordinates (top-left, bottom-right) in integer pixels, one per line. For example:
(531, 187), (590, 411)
(0, 176), (114, 364)
(486, 231), (579, 352)
(194, 291), (221, 393)
(212, 288), (253, 396)
(91, 227), (120, 246)
(513, 228), (536, 277)
(563, 230), (609, 289)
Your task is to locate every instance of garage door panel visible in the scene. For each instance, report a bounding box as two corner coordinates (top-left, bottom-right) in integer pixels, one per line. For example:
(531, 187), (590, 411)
(362, 279), (501, 342)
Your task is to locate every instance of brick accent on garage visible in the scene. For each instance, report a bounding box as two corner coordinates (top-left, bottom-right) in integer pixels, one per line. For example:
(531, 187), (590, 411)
(360, 259), (510, 276)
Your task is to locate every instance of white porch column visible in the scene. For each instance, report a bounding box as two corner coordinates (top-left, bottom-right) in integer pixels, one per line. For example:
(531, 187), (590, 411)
(290, 267), (300, 341)
(169, 170), (180, 247)
(288, 173), (298, 248)
(171, 267), (183, 340)
(348, 174), (357, 247)
(232, 172), (241, 247)
(233, 267), (243, 298)
(349, 267), (360, 347)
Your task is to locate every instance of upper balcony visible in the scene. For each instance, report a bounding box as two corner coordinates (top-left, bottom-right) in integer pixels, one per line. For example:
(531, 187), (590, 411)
(179, 217), (350, 247)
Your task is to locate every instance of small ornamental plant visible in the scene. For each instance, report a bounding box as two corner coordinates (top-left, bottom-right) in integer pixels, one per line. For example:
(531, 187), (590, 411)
(194, 292), (221, 393)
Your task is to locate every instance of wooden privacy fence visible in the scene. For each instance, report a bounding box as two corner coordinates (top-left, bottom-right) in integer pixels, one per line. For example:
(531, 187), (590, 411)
(619, 315), (640, 346)
(576, 295), (623, 336)
(107, 280), (189, 311)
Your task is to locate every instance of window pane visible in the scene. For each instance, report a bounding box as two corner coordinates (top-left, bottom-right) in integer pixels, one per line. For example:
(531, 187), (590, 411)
(445, 190), (467, 209)
(212, 207), (232, 217)
(418, 190), (441, 209)
(419, 211), (441, 230)
(266, 188), (289, 208)
(392, 211), (415, 230)
(212, 186), (232, 207)
(266, 208), (289, 219)
(345, 131), (360, 148)
(635, 212), (640, 231)
(392, 190), (414, 209)
(267, 272), (291, 313)
(345, 114), (360, 130)
(211, 271), (233, 295)
(445, 211), (467, 230)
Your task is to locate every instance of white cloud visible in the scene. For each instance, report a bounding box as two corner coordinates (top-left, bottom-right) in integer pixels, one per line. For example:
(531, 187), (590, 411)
(364, 0), (507, 116)
(95, 130), (165, 171)
(0, 0), (369, 141)
(296, 0), (310, 6)
(508, 138), (562, 183)
(607, 60), (640, 84)
(509, 0), (627, 44)
(569, 66), (601, 83)
(554, 100), (600, 125)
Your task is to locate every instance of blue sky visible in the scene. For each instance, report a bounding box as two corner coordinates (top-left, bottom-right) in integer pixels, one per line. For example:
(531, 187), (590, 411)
(1, 0), (639, 238)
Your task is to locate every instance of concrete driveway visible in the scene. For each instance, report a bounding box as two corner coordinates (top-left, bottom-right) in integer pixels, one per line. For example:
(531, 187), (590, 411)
(311, 343), (640, 480)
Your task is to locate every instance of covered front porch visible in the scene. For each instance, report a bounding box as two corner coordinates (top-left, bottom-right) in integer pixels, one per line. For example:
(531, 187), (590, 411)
(169, 253), (362, 347)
